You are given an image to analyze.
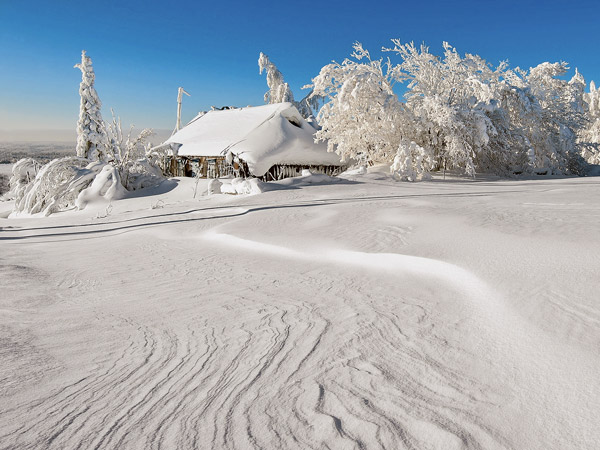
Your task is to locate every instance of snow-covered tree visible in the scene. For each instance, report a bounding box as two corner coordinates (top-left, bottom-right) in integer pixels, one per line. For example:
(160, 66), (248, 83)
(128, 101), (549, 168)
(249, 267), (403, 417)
(581, 80), (600, 164)
(517, 62), (587, 174)
(310, 43), (406, 164)
(385, 41), (529, 176)
(312, 39), (593, 178)
(259, 52), (321, 119)
(74, 51), (107, 161)
(259, 52), (294, 104)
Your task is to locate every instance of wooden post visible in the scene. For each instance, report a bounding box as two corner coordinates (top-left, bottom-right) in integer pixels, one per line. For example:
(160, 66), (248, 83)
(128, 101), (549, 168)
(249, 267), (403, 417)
(173, 87), (190, 135)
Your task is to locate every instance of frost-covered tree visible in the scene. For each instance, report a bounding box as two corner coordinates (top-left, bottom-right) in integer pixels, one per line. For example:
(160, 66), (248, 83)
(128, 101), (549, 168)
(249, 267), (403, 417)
(311, 43), (407, 164)
(74, 51), (107, 161)
(580, 80), (600, 164)
(385, 41), (530, 176)
(517, 62), (587, 173)
(312, 39), (593, 178)
(259, 52), (294, 104)
(258, 52), (321, 119)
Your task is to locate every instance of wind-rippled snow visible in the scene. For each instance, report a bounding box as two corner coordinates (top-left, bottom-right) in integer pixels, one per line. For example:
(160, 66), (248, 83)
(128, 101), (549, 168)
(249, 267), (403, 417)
(1, 175), (599, 449)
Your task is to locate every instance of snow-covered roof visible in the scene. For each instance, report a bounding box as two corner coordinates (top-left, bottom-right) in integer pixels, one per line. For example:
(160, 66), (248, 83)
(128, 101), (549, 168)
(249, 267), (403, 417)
(165, 103), (343, 176)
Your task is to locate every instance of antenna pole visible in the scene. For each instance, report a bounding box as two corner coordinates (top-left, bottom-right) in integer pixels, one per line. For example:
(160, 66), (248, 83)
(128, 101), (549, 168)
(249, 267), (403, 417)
(173, 87), (190, 134)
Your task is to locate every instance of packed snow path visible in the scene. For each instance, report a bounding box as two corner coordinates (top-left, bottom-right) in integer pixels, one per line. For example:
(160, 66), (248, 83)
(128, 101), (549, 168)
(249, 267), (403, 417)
(1, 177), (599, 449)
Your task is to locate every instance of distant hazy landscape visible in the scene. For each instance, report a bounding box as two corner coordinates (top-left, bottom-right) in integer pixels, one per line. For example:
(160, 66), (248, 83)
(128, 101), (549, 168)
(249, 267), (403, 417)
(0, 142), (74, 195)
(0, 142), (75, 164)
(0, 129), (172, 195)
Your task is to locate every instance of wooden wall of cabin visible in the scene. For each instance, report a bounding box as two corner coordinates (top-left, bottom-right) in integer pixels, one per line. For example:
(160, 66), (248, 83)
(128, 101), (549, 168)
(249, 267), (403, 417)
(258, 164), (346, 181)
(164, 156), (248, 178)
(163, 157), (345, 181)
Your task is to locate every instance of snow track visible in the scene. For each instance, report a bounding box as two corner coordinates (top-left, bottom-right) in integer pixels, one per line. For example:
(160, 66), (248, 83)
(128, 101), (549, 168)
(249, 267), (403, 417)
(1, 177), (599, 449)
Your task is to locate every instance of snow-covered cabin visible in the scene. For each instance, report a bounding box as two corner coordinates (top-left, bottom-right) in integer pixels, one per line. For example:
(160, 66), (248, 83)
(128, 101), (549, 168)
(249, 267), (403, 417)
(162, 103), (346, 180)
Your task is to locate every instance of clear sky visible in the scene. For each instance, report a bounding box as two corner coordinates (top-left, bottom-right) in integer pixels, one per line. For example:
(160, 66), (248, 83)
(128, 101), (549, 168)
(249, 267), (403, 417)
(1, 0), (599, 141)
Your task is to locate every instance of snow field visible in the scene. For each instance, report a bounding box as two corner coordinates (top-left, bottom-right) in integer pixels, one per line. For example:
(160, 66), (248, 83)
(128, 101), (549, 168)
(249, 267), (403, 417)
(1, 175), (599, 449)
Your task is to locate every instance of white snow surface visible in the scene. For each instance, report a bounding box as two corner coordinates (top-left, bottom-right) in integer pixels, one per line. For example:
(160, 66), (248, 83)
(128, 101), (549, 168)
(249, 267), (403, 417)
(1, 172), (600, 449)
(166, 103), (343, 176)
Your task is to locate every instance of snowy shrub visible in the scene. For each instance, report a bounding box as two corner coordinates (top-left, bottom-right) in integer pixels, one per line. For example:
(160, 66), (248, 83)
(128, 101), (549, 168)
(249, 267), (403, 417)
(75, 164), (126, 210)
(13, 150), (164, 216)
(391, 141), (434, 181)
(13, 128), (163, 216)
(105, 112), (165, 190)
(120, 159), (165, 191)
(223, 178), (264, 195)
(8, 158), (41, 201)
(12, 157), (103, 216)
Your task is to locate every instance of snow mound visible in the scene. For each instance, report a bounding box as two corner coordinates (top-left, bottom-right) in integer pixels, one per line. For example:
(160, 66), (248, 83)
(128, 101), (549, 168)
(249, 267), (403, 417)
(342, 165), (368, 175)
(221, 177), (265, 195)
(120, 159), (165, 191)
(214, 170), (341, 196)
(271, 170), (341, 187)
(208, 178), (223, 195)
(75, 164), (127, 210)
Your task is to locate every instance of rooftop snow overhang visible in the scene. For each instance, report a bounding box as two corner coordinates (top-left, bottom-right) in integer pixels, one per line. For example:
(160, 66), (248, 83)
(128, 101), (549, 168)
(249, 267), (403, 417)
(164, 103), (343, 176)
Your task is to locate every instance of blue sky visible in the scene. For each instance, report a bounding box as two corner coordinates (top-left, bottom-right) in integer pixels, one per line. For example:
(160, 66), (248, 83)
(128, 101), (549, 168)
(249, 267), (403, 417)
(1, 0), (599, 140)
